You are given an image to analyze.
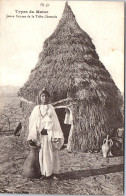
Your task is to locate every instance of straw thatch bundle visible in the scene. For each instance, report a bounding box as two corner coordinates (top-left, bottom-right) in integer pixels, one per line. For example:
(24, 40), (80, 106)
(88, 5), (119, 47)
(18, 2), (123, 152)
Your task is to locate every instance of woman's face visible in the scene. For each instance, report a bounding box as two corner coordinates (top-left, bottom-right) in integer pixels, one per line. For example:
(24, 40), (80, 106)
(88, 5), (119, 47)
(40, 93), (49, 105)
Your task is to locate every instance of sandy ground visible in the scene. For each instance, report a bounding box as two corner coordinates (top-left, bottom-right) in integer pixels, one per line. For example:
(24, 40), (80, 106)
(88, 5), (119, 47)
(0, 133), (124, 195)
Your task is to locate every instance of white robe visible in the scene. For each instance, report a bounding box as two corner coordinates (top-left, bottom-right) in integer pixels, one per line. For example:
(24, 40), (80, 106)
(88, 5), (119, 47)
(27, 104), (64, 177)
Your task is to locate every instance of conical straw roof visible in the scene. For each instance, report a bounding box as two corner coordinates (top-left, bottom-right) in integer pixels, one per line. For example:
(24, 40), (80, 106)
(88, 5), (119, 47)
(19, 2), (121, 106)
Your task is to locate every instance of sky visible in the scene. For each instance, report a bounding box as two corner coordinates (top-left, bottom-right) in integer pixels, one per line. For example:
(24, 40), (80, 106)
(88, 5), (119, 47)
(0, 0), (124, 92)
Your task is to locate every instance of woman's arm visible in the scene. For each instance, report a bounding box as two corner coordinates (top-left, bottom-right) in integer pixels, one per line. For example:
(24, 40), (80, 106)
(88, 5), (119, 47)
(49, 104), (64, 148)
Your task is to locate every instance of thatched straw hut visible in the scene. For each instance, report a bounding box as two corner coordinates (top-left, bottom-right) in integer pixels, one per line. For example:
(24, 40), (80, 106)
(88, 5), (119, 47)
(19, 2), (123, 152)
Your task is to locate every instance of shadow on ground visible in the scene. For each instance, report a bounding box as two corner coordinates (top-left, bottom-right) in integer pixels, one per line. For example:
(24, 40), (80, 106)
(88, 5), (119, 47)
(60, 164), (124, 180)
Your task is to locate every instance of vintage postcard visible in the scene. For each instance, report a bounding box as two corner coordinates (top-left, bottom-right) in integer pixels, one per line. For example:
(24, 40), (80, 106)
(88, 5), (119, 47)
(0, 0), (124, 195)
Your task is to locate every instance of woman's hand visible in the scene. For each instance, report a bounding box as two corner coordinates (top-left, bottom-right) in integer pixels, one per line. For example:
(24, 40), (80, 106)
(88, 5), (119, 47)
(51, 138), (59, 143)
(28, 140), (37, 146)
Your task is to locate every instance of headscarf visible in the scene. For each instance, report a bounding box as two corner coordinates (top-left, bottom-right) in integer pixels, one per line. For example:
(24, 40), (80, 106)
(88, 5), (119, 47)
(36, 88), (50, 105)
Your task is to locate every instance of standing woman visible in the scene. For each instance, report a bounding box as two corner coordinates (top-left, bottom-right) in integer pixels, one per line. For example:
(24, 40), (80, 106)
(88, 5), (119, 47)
(27, 88), (64, 179)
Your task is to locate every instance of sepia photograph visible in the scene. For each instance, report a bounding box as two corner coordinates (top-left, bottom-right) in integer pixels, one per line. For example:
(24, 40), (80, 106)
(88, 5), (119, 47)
(0, 0), (124, 195)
